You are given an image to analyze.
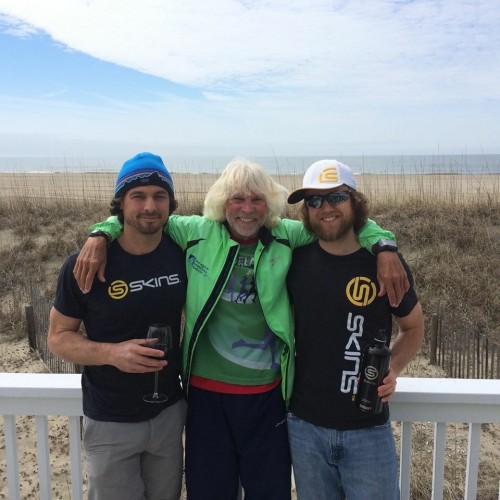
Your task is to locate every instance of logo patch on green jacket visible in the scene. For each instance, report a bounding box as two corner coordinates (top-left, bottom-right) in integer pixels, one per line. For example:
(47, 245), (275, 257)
(188, 254), (208, 276)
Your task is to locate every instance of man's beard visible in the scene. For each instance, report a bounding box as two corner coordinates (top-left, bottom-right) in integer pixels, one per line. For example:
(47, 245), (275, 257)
(307, 213), (354, 242)
(124, 214), (165, 235)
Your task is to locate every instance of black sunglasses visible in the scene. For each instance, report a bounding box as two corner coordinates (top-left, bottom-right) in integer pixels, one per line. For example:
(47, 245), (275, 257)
(305, 190), (351, 209)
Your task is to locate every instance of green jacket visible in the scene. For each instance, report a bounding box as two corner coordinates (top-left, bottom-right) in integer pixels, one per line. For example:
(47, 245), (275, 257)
(92, 215), (395, 404)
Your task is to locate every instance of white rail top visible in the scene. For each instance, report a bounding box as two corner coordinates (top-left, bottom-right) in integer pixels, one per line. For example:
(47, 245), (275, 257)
(1, 373), (499, 422)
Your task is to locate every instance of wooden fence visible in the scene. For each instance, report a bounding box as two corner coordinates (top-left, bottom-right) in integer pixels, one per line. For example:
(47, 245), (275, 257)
(26, 286), (81, 374)
(429, 312), (500, 379)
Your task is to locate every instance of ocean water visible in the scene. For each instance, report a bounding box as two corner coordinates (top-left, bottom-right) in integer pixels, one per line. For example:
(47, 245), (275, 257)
(0, 154), (499, 175)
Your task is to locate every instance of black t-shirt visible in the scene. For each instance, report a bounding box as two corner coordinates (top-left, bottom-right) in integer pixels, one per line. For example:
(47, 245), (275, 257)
(54, 235), (187, 422)
(287, 242), (418, 430)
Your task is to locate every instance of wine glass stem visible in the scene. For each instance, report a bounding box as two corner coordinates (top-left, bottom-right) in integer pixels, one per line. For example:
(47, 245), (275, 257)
(153, 372), (159, 399)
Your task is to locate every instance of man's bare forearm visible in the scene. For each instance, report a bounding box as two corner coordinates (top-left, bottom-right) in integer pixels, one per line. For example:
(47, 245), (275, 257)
(390, 303), (424, 376)
(48, 329), (113, 366)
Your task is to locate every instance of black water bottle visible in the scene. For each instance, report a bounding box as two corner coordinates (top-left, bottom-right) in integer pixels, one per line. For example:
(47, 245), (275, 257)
(356, 332), (390, 414)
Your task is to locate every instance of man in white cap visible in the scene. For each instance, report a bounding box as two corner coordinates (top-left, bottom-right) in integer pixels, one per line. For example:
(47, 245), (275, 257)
(48, 152), (188, 500)
(286, 159), (424, 500)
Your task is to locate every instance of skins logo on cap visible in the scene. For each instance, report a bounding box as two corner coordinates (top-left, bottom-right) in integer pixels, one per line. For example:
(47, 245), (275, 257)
(318, 166), (340, 184)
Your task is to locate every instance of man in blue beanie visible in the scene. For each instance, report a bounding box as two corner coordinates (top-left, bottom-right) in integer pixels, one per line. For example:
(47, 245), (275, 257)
(48, 152), (187, 500)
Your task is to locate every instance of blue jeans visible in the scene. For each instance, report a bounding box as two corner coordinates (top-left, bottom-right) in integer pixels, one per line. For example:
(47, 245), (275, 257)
(287, 413), (399, 500)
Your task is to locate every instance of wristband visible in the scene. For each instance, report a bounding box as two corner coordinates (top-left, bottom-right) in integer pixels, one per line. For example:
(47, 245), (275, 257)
(88, 230), (111, 245)
(372, 238), (398, 255)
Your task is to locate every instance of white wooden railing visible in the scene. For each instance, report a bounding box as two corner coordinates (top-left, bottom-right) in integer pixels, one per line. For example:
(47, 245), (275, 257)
(1, 374), (499, 500)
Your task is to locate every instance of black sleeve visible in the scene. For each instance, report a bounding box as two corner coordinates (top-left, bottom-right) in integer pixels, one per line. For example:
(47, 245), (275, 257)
(53, 253), (86, 319)
(391, 253), (419, 318)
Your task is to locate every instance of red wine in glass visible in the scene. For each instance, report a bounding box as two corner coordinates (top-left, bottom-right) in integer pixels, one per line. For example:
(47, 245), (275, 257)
(143, 324), (172, 403)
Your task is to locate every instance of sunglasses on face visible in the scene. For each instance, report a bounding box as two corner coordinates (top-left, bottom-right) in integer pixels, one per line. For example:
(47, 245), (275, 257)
(305, 190), (351, 209)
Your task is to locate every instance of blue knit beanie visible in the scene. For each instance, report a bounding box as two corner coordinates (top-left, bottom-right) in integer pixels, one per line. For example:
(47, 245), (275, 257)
(114, 152), (175, 198)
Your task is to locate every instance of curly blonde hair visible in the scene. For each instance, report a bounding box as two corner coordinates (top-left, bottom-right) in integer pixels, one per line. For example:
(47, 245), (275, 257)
(203, 158), (288, 228)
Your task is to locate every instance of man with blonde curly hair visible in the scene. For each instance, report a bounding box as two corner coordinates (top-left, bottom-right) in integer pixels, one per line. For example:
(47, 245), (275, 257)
(74, 156), (408, 500)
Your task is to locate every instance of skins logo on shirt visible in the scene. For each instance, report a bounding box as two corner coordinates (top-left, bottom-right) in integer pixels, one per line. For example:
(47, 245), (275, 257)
(341, 312), (364, 393)
(346, 276), (377, 307)
(108, 275), (181, 299)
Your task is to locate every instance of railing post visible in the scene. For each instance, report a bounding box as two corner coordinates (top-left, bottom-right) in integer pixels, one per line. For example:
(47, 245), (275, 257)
(4, 414), (21, 500)
(399, 421), (412, 500)
(68, 415), (84, 500)
(432, 422), (446, 500)
(464, 423), (481, 499)
(35, 416), (52, 500)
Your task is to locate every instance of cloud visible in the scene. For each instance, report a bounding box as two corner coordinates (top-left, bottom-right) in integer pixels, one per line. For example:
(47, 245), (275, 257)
(0, 0), (499, 103)
(0, 0), (499, 157)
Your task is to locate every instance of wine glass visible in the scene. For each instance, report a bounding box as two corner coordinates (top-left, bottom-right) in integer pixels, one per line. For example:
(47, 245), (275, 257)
(143, 324), (172, 403)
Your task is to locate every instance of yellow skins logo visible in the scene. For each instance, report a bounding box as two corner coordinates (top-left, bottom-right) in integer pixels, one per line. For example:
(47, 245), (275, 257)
(346, 276), (377, 306)
(108, 280), (129, 299)
(107, 275), (181, 299)
(318, 166), (339, 184)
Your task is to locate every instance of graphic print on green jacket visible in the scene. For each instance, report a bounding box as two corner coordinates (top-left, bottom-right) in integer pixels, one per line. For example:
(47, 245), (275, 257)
(190, 241), (284, 385)
(89, 214), (396, 404)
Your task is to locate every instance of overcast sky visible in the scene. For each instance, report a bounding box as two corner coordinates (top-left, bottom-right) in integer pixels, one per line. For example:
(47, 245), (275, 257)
(0, 0), (499, 159)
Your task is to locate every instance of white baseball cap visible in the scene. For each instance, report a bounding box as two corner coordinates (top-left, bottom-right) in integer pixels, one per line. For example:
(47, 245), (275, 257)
(288, 159), (357, 204)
